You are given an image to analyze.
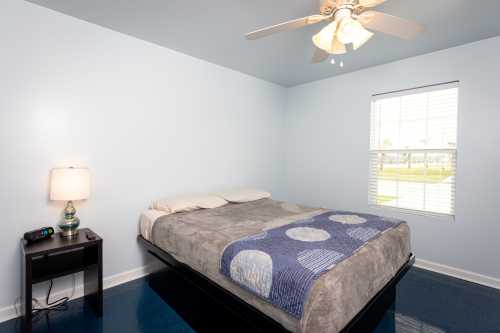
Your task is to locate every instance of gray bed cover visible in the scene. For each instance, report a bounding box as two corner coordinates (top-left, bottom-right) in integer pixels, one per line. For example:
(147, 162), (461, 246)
(151, 199), (411, 333)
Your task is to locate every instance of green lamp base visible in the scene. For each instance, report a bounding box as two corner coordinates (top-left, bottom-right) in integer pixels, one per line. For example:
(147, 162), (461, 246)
(59, 201), (80, 239)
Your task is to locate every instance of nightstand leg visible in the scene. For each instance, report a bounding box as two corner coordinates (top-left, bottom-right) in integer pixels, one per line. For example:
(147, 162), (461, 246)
(22, 255), (32, 332)
(84, 242), (103, 317)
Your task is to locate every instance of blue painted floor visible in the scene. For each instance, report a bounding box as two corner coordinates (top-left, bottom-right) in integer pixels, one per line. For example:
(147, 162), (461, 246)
(374, 268), (500, 333)
(1, 266), (499, 332)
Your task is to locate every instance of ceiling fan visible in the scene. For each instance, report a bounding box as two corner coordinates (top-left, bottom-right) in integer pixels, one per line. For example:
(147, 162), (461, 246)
(245, 0), (424, 64)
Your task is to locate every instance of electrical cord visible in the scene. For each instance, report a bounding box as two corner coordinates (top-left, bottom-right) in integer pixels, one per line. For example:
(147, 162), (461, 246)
(31, 279), (69, 315)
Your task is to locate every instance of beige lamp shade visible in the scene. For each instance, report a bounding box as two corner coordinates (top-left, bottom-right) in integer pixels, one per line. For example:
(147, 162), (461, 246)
(50, 167), (90, 201)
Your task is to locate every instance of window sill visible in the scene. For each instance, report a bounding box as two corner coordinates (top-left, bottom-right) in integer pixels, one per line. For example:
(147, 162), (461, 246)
(369, 204), (455, 222)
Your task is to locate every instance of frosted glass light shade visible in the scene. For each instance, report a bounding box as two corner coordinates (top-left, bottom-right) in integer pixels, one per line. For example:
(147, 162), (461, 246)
(336, 17), (374, 49)
(50, 167), (90, 201)
(352, 28), (373, 50)
(312, 21), (337, 52)
(312, 21), (346, 55)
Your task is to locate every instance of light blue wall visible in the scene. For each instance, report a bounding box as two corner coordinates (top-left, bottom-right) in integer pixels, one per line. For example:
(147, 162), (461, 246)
(0, 0), (286, 310)
(284, 36), (500, 280)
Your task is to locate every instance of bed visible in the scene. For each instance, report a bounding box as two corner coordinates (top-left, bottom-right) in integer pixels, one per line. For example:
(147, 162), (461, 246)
(138, 198), (412, 333)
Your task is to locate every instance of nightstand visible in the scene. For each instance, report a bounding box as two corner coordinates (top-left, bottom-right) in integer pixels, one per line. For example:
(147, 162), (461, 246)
(21, 228), (103, 332)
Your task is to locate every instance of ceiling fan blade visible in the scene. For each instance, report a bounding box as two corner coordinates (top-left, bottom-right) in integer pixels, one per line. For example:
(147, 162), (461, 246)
(320, 0), (337, 15)
(245, 15), (330, 40)
(358, 0), (388, 8)
(357, 10), (424, 40)
(312, 48), (329, 63)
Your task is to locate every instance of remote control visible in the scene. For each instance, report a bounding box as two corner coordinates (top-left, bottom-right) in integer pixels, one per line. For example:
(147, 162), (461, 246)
(86, 231), (97, 240)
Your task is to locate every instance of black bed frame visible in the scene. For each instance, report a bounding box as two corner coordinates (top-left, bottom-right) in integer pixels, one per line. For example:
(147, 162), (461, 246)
(138, 235), (414, 333)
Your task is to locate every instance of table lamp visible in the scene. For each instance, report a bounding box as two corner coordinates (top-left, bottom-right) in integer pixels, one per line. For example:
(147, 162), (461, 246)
(50, 167), (90, 238)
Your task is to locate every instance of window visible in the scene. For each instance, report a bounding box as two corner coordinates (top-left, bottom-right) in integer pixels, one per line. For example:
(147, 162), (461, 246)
(369, 82), (458, 216)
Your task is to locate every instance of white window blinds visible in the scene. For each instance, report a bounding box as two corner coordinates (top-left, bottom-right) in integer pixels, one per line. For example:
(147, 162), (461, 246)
(369, 82), (458, 216)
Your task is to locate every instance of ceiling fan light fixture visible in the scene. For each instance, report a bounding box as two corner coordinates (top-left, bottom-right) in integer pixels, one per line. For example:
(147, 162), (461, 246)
(312, 21), (337, 52)
(352, 26), (374, 50)
(312, 21), (347, 55)
(331, 35), (347, 54)
(336, 17), (364, 43)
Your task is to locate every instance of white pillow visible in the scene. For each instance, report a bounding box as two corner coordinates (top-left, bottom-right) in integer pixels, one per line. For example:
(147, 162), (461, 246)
(151, 194), (227, 213)
(217, 188), (271, 203)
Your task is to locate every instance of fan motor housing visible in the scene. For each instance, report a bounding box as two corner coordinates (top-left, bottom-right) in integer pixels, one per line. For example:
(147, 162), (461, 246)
(321, 0), (357, 16)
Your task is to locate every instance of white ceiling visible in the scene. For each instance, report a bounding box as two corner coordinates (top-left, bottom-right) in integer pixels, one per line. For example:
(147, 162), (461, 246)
(27, 0), (500, 87)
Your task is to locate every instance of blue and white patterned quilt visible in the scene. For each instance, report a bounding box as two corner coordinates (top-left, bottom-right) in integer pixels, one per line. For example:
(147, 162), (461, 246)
(220, 211), (403, 319)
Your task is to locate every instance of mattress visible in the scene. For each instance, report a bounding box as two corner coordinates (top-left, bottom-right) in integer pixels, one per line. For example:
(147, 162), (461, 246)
(139, 209), (169, 241)
(148, 199), (411, 333)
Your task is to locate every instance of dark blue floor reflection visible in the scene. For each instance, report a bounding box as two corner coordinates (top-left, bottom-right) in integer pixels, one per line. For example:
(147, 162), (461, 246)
(374, 267), (500, 333)
(0, 277), (194, 333)
(1, 266), (499, 332)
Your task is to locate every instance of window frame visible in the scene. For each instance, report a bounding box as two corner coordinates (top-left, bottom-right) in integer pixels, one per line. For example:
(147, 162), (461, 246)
(368, 81), (459, 218)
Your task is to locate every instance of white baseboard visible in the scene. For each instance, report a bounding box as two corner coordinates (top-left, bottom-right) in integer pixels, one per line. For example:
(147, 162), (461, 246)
(414, 258), (500, 290)
(0, 261), (162, 324)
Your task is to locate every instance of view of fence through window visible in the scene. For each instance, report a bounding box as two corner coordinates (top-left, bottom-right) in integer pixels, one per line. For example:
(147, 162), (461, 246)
(369, 82), (458, 215)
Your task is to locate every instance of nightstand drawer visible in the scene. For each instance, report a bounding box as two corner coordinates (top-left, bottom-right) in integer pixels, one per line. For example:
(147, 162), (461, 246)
(31, 246), (98, 283)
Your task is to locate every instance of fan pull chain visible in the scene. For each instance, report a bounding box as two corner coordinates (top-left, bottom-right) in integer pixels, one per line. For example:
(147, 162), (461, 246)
(330, 56), (345, 68)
